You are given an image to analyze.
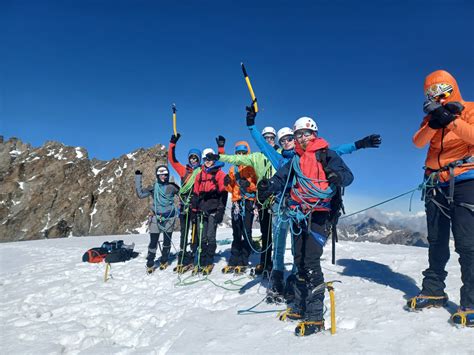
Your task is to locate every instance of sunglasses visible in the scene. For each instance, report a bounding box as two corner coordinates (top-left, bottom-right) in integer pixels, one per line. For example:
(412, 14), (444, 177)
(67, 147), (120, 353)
(203, 157), (214, 162)
(264, 135), (275, 141)
(236, 151), (247, 155)
(189, 155), (199, 161)
(279, 136), (294, 144)
(294, 130), (314, 139)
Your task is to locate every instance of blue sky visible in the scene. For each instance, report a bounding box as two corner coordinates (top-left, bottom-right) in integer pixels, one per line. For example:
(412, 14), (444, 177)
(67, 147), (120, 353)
(1, 0), (473, 213)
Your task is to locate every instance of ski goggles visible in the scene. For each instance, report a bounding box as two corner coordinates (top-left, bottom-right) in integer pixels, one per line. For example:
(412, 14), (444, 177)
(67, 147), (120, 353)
(294, 130), (314, 139)
(279, 135), (294, 144)
(425, 83), (453, 102)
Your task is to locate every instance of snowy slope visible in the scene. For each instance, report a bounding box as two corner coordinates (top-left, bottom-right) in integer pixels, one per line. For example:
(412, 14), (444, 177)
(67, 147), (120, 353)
(0, 229), (471, 354)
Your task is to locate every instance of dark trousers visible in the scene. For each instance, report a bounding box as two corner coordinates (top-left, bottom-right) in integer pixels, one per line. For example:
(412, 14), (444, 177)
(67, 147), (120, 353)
(422, 179), (474, 308)
(258, 205), (273, 269)
(178, 210), (195, 265)
(229, 199), (255, 266)
(292, 212), (329, 321)
(194, 212), (218, 267)
(147, 231), (172, 267)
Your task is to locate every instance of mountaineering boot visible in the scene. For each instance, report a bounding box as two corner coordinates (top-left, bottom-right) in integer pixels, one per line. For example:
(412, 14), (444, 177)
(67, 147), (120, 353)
(173, 264), (183, 273)
(192, 266), (201, 276)
(222, 265), (235, 274)
(159, 262), (168, 270)
(407, 293), (448, 310)
(234, 266), (247, 275)
(202, 264), (214, 275)
(146, 266), (155, 275)
(294, 320), (324, 337)
(278, 306), (303, 321)
(451, 307), (474, 327)
(267, 270), (285, 304)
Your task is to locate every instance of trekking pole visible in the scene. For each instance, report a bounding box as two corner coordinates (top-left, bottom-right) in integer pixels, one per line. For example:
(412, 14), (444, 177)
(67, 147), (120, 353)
(104, 263), (111, 282)
(241, 63), (258, 113)
(172, 103), (177, 136)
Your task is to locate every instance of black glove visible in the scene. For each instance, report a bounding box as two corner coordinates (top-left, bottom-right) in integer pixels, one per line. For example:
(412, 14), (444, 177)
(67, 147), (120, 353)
(444, 102), (465, 115)
(170, 133), (181, 144)
(215, 210), (224, 224)
(224, 174), (231, 186)
(246, 100), (257, 126)
(423, 100), (442, 114)
(216, 135), (226, 148)
(238, 179), (250, 189)
(355, 134), (382, 149)
(205, 152), (220, 161)
(325, 169), (342, 187)
(257, 178), (272, 201)
(429, 106), (456, 129)
(135, 170), (142, 175)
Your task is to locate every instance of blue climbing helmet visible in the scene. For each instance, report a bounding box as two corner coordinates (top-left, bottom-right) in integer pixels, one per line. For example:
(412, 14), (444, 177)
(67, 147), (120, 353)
(188, 148), (201, 167)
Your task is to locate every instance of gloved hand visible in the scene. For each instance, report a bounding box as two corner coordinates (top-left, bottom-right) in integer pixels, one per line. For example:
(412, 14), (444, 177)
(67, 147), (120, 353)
(429, 106), (457, 129)
(215, 209), (225, 224)
(216, 135), (226, 148)
(135, 170), (142, 175)
(206, 152), (220, 161)
(170, 133), (181, 144)
(423, 100), (442, 114)
(355, 134), (382, 149)
(444, 101), (465, 115)
(324, 169), (342, 187)
(257, 178), (272, 201)
(238, 179), (250, 189)
(224, 174), (231, 186)
(246, 100), (257, 126)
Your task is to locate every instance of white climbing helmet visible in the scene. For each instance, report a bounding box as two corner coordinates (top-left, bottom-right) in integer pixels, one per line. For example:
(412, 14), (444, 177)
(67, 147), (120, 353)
(277, 127), (294, 143)
(261, 126), (277, 137)
(156, 165), (169, 175)
(202, 148), (215, 160)
(293, 116), (318, 132)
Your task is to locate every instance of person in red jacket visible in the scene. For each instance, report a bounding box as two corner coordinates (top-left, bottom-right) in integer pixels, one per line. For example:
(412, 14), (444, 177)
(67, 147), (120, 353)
(408, 70), (474, 327)
(191, 148), (228, 275)
(168, 133), (202, 272)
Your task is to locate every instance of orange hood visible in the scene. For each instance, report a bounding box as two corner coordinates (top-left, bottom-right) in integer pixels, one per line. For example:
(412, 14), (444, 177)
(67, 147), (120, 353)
(424, 70), (464, 104)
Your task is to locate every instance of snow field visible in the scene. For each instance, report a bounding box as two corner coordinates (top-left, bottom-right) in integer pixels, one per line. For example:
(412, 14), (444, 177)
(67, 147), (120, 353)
(0, 229), (472, 354)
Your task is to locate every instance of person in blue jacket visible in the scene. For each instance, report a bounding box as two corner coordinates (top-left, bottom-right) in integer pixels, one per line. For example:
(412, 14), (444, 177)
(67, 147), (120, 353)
(245, 104), (382, 301)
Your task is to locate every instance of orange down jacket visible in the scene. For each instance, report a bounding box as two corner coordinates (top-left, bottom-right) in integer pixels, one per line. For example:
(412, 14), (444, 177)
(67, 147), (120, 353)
(224, 141), (258, 202)
(413, 70), (474, 182)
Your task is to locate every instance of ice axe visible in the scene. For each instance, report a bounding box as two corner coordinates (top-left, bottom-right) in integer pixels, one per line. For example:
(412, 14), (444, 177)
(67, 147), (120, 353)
(241, 63), (258, 113)
(172, 103), (177, 136)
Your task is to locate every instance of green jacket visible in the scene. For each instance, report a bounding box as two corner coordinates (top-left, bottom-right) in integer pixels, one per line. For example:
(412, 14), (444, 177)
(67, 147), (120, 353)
(219, 152), (276, 182)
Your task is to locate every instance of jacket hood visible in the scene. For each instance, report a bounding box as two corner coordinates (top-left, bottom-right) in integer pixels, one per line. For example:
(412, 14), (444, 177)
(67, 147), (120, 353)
(424, 70), (464, 103)
(187, 148), (202, 168)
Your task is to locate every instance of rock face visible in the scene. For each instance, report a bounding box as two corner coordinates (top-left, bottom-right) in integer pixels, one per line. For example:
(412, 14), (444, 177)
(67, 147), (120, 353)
(337, 217), (428, 247)
(0, 136), (167, 242)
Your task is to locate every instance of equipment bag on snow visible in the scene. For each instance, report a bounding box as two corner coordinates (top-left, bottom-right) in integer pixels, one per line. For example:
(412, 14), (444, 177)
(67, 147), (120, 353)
(82, 247), (109, 263)
(82, 240), (138, 264)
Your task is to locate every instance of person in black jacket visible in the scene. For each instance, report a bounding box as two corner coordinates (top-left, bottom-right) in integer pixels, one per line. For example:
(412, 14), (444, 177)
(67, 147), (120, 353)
(258, 116), (354, 337)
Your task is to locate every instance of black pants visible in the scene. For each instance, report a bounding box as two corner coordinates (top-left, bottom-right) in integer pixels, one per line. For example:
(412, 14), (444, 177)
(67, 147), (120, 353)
(422, 179), (474, 308)
(292, 212), (329, 321)
(194, 212), (218, 267)
(178, 209), (195, 265)
(229, 199), (255, 266)
(147, 231), (172, 267)
(258, 205), (273, 269)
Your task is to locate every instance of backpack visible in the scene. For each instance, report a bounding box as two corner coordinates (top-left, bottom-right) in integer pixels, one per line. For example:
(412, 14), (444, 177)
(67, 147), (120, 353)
(82, 247), (109, 263)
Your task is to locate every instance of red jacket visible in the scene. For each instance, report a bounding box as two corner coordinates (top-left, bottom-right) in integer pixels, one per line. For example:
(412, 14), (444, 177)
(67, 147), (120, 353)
(290, 137), (331, 211)
(193, 163), (227, 213)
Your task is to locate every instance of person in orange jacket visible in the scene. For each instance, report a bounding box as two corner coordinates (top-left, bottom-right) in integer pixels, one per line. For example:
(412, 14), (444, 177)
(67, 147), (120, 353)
(409, 70), (474, 327)
(220, 140), (258, 274)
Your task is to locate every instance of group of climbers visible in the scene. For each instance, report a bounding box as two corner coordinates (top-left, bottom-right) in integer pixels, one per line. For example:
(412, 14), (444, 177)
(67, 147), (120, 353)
(133, 69), (473, 334)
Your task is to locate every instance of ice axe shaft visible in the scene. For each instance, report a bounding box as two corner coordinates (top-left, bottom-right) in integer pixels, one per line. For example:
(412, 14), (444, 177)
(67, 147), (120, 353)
(241, 63), (258, 113)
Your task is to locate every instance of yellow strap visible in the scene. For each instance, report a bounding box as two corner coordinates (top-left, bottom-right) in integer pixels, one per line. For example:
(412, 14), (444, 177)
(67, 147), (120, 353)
(410, 295), (446, 309)
(296, 321), (324, 336)
(452, 310), (474, 326)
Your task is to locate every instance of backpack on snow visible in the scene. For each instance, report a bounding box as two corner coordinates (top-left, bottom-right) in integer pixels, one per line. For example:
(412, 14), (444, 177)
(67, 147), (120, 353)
(82, 247), (109, 263)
